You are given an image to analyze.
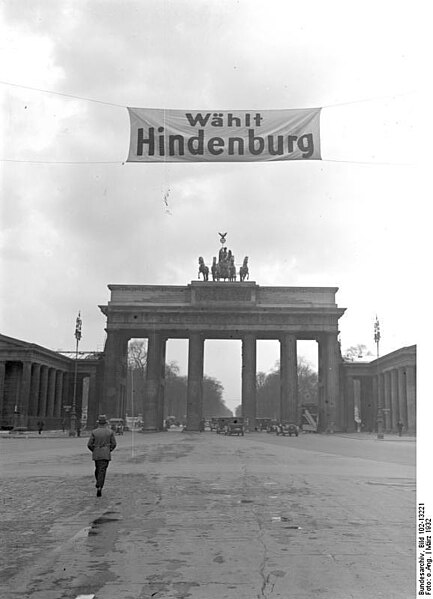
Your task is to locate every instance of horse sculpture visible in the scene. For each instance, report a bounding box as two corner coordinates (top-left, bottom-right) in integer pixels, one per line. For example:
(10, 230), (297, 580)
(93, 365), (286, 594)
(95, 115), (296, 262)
(229, 256), (237, 281)
(211, 257), (218, 281)
(239, 256), (249, 282)
(198, 256), (209, 281)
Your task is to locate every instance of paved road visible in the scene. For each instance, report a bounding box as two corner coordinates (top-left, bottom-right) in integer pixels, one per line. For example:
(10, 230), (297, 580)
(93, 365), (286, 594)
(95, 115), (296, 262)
(0, 431), (416, 599)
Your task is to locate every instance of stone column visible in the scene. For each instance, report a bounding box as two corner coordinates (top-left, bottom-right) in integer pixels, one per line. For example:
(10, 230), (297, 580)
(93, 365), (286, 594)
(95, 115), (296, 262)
(38, 366), (49, 417)
(372, 375), (378, 432)
(47, 368), (57, 418)
(62, 372), (71, 417)
(242, 334), (257, 430)
(384, 371), (392, 431)
(143, 331), (163, 432)
(55, 371), (64, 418)
(29, 363), (41, 417)
(345, 375), (355, 432)
(186, 333), (204, 431)
(87, 372), (98, 429)
(406, 365), (416, 432)
(360, 377), (374, 432)
(17, 361), (32, 427)
(317, 338), (326, 432)
(338, 366), (346, 431)
(390, 369), (399, 431)
(280, 334), (297, 423)
(0, 361), (5, 421)
(102, 332), (129, 418)
(397, 368), (408, 428)
(158, 337), (167, 430)
(377, 372), (385, 437)
(324, 333), (340, 433)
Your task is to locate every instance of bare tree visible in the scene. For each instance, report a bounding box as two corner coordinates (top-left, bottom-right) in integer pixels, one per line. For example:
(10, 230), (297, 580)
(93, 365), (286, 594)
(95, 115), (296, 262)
(343, 344), (373, 361)
(128, 339), (147, 373)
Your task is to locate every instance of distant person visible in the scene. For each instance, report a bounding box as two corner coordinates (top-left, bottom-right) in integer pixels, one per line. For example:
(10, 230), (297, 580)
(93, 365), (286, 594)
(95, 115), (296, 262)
(37, 420), (44, 435)
(76, 419), (81, 437)
(61, 419), (66, 433)
(397, 420), (404, 437)
(87, 414), (117, 497)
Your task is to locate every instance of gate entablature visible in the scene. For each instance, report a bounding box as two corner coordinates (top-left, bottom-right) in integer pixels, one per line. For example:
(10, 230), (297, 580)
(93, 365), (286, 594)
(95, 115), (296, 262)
(102, 281), (342, 310)
(99, 282), (345, 338)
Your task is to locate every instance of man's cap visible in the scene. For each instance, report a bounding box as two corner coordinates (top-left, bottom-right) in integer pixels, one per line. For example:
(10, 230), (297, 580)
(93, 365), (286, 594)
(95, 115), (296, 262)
(97, 414), (107, 424)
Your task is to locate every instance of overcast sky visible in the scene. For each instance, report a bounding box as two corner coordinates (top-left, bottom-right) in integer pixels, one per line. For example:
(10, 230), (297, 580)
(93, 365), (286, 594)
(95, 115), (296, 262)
(0, 0), (430, 413)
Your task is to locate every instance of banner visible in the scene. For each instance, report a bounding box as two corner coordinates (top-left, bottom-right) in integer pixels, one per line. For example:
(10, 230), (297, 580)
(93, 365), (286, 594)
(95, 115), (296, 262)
(127, 107), (321, 162)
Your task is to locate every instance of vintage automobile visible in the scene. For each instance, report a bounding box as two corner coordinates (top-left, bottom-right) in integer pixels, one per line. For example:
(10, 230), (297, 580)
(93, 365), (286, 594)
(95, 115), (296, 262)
(209, 418), (219, 431)
(266, 420), (279, 433)
(255, 418), (272, 432)
(225, 418), (245, 436)
(108, 418), (124, 435)
(275, 422), (299, 437)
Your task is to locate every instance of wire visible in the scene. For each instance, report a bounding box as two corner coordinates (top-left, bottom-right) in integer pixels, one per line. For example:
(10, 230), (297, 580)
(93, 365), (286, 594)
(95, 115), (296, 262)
(322, 158), (413, 166)
(0, 80), (124, 108)
(0, 157), (413, 166)
(0, 158), (124, 164)
(322, 91), (415, 110)
(0, 79), (415, 111)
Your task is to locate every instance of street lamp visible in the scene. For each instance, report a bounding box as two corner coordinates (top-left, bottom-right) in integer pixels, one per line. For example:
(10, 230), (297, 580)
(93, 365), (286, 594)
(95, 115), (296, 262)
(374, 315), (381, 359)
(374, 315), (384, 439)
(70, 311), (82, 436)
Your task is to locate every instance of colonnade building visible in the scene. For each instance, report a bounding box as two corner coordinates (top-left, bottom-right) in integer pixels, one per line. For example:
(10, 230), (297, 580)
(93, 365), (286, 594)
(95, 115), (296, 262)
(0, 281), (416, 433)
(0, 334), (103, 430)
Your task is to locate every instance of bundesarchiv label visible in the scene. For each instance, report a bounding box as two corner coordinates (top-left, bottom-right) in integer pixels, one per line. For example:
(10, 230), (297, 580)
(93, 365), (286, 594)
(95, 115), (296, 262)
(418, 503), (432, 595)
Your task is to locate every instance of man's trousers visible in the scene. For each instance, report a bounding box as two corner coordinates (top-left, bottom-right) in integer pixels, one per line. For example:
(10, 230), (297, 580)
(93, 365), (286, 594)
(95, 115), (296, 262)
(94, 459), (110, 489)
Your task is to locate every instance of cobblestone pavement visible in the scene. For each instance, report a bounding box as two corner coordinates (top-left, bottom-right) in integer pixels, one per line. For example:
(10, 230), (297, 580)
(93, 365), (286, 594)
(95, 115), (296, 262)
(0, 431), (416, 599)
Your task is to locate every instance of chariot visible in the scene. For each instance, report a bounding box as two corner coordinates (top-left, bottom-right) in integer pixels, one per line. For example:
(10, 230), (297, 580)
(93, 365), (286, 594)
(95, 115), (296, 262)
(197, 233), (249, 282)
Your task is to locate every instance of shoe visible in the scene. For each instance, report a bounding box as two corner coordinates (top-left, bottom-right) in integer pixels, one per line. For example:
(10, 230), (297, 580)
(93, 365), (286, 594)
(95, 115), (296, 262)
(96, 488), (102, 497)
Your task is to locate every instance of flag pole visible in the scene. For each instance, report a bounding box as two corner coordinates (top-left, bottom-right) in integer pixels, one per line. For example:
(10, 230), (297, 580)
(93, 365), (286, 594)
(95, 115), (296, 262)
(70, 311), (82, 436)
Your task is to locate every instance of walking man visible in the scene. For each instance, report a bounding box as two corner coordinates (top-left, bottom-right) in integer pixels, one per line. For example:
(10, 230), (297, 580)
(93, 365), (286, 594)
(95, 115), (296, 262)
(87, 414), (117, 497)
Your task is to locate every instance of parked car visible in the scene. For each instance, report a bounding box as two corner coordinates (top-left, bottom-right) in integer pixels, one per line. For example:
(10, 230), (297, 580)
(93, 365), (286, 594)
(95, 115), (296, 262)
(225, 418), (245, 436)
(266, 420), (279, 433)
(108, 418), (124, 435)
(276, 422), (299, 437)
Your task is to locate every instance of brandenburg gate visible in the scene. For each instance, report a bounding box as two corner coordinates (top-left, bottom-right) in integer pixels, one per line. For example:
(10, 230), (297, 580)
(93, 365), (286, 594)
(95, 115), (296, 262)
(99, 280), (346, 432)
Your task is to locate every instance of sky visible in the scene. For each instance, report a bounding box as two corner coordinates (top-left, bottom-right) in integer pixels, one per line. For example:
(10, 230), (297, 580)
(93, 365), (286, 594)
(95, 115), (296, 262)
(0, 0), (430, 416)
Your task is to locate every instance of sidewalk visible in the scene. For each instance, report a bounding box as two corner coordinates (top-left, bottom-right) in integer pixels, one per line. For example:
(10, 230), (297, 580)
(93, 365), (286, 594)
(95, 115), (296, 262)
(334, 431), (416, 442)
(0, 429), (90, 439)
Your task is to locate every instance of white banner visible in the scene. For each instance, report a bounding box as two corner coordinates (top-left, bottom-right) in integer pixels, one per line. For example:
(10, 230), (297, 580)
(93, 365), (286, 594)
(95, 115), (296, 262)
(127, 107), (321, 162)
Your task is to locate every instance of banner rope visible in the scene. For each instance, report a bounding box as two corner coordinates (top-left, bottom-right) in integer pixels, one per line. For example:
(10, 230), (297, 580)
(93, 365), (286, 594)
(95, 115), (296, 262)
(0, 80), (124, 108)
(0, 157), (413, 166)
(0, 158), (124, 164)
(0, 80), (415, 111)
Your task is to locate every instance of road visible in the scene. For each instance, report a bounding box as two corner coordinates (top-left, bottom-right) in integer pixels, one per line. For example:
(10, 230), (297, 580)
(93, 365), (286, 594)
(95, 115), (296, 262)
(0, 431), (416, 599)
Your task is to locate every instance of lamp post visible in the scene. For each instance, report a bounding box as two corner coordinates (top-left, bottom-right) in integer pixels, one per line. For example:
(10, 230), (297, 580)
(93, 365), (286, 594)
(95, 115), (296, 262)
(70, 311), (82, 436)
(374, 315), (380, 359)
(374, 315), (384, 439)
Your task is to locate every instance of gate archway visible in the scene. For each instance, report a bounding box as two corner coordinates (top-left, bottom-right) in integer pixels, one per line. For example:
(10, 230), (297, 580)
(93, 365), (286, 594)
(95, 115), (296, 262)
(98, 281), (346, 432)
